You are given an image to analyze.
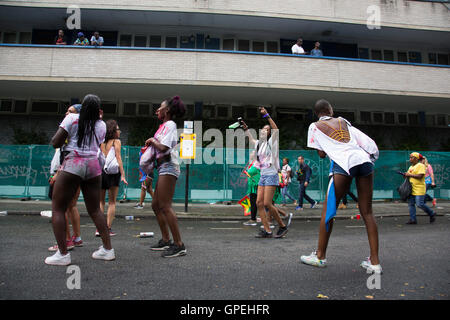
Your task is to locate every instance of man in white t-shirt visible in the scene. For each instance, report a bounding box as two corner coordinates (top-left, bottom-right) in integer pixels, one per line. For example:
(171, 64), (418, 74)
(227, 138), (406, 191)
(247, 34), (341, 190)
(281, 158), (297, 206)
(90, 32), (104, 46)
(291, 38), (305, 55)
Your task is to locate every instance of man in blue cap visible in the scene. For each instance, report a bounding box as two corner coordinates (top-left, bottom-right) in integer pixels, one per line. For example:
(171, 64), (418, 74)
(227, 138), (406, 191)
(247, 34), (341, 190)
(74, 32), (89, 46)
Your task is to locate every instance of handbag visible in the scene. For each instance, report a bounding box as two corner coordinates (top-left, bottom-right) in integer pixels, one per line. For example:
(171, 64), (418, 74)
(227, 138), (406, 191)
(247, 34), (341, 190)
(397, 178), (412, 201)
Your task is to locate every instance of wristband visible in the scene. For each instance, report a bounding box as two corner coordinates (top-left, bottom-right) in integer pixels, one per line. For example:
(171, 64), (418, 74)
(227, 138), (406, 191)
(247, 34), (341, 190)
(263, 114), (270, 118)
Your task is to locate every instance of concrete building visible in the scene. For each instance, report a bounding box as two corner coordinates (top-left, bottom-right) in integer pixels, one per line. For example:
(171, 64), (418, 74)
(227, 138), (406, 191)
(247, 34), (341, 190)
(0, 0), (449, 149)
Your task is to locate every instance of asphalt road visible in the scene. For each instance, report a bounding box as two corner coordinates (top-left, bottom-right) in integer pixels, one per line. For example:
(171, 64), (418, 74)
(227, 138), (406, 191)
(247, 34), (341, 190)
(0, 214), (449, 300)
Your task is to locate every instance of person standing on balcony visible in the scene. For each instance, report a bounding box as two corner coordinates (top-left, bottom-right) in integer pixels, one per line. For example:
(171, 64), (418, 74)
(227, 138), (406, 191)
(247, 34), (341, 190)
(54, 30), (67, 45)
(90, 32), (104, 46)
(295, 155), (318, 211)
(74, 32), (89, 46)
(147, 96), (187, 257)
(99, 120), (128, 237)
(241, 107), (289, 239)
(291, 38), (305, 55)
(301, 99), (382, 274)
(404, 152), (436, 225)
(46, 94), (114, 266)
(421, 156), (437, 207)
(310, 42), (323, 57)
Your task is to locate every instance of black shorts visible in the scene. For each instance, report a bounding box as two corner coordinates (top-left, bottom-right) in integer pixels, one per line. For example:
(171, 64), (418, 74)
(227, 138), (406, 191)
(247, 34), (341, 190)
(101, 171), (121, 190)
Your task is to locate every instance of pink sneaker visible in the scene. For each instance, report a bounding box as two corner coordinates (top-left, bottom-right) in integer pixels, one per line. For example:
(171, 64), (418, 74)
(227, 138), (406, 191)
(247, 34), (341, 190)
(432, 199), (436, 207)
(48, 240), (75, 252)
(71, 235), (83, 247)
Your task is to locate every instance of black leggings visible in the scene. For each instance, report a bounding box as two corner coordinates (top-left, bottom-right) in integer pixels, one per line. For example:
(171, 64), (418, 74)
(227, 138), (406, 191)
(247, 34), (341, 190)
(250, 193), (257, 221)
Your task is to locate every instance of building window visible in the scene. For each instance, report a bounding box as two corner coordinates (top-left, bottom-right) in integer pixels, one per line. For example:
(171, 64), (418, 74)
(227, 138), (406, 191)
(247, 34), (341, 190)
(0, 99), (13, 112)
(149, 36), (161, 47)
(398, 113), (407, 125)
(216, 105), (230, 118)
(138, 103), (150, 116)
(373, 112), (383, 124)
(428, 53), (437, 64)
(252, 41), (264, 52)
(238, 40), (250, 52)
(119, 34), (132, 46)
(336, 111), (355, 123)
(266, 41), (278, 53)
(3, 32), (16, 43)
(358, 48), (369, 59)
(437, 54), (449, 65)
(246, 107), (258, 119)
(134, 35), (147, 47)
(102, 103), (117, 115)
(371, 50), (382, 61)
(426, 115), (435, 126)
(203, 105), (215, 118)
(397, 52), (407, 62)
(223, 39), (234, 51)
(31, 101), (58, 113)
(385, 112), (395, 124)
(383, 50), (394, 61)
(360, 111), (371, 123)
(437, 115), (447, 126)
(408, 52), (422, 63)
(14, 100), (27, 113)
(123, 103), (136, 116)
(165, 36), (177, 48)
(232, 106), (244, 119)
(408, 113), (419, 126)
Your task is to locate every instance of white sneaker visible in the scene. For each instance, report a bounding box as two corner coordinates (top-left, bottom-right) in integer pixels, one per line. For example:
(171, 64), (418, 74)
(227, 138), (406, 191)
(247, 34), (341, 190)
(361, 257), (382, 274)
(300, 251), (327, 268)
(45, 250), (71, 266)
(133, 203), (144, 209)
(92, 246), (115, 261)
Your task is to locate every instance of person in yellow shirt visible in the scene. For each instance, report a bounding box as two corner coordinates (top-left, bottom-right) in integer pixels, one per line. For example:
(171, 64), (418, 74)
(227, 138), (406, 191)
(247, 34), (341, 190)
(404, 152), (436, 225)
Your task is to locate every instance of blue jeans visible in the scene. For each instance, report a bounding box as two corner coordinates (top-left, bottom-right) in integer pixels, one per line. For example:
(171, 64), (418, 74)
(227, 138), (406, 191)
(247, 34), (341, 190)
(281, 185), (296, 204)
(408, 195), (434, 221)
(298, 183), (315, 207)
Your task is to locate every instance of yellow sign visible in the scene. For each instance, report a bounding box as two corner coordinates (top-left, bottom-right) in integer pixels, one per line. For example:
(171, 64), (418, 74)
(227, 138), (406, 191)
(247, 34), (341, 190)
(180, 133), (196, 159)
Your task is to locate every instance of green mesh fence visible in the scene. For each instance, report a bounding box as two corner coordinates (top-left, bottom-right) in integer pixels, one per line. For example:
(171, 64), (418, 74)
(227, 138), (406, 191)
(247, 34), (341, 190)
(0, 145), (449, 202)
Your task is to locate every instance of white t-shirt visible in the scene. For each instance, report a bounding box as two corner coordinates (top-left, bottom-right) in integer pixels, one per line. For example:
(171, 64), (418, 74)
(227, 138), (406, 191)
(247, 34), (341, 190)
(153, 120), (179, 167)
(59, 113), (106, 157)
(282, 164), (292, 183)
(307, 117), (379, 174)
(291, 44), (305, 54)
(90, 36), (104, 44)
(254, 129), (280, 176)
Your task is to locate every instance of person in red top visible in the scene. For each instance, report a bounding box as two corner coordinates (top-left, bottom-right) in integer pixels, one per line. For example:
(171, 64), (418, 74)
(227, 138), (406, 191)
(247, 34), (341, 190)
(54, 30), (67, 45)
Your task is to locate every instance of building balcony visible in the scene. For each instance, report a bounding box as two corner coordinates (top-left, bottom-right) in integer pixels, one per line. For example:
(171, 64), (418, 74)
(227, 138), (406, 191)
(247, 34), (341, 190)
(2, 0), (449, 32)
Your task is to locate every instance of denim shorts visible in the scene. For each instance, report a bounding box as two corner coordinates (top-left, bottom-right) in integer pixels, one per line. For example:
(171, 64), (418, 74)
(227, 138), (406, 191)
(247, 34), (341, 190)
(332, 161), (374, 178)
(258, 174), (279, 187)
(157, 161), (180, 179)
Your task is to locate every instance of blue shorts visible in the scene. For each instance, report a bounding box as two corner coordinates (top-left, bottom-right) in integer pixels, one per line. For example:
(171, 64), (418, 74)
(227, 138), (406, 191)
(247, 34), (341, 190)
(258, 174), (279, 187)
(332, 162), (373, 178)
(157, 162), (180, 179)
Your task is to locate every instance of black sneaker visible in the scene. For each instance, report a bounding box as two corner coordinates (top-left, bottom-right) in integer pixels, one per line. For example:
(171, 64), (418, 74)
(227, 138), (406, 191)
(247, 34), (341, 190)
(161, 243), (187, 258)
(255, 230), (273, 238)
(151, 239), (173, 251)
(430, 213), (436, 224)
(275, 226), (289, 238)
(406, 220), (417, 225)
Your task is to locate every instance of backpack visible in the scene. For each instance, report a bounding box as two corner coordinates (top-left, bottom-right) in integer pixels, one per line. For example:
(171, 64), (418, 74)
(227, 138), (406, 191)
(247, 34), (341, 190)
(103, 140), (119, 174)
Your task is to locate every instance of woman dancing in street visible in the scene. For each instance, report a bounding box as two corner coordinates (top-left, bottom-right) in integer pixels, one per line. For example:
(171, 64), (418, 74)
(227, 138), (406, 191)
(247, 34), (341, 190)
(242, 107), (289, 239)
(300, 99), (381, 274)
(146, 96), (187, 257)
(45, 94), (114, 265)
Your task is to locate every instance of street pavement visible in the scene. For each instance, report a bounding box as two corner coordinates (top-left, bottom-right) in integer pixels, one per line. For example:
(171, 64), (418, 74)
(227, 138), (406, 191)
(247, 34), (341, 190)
(0, 203), (449, 300)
